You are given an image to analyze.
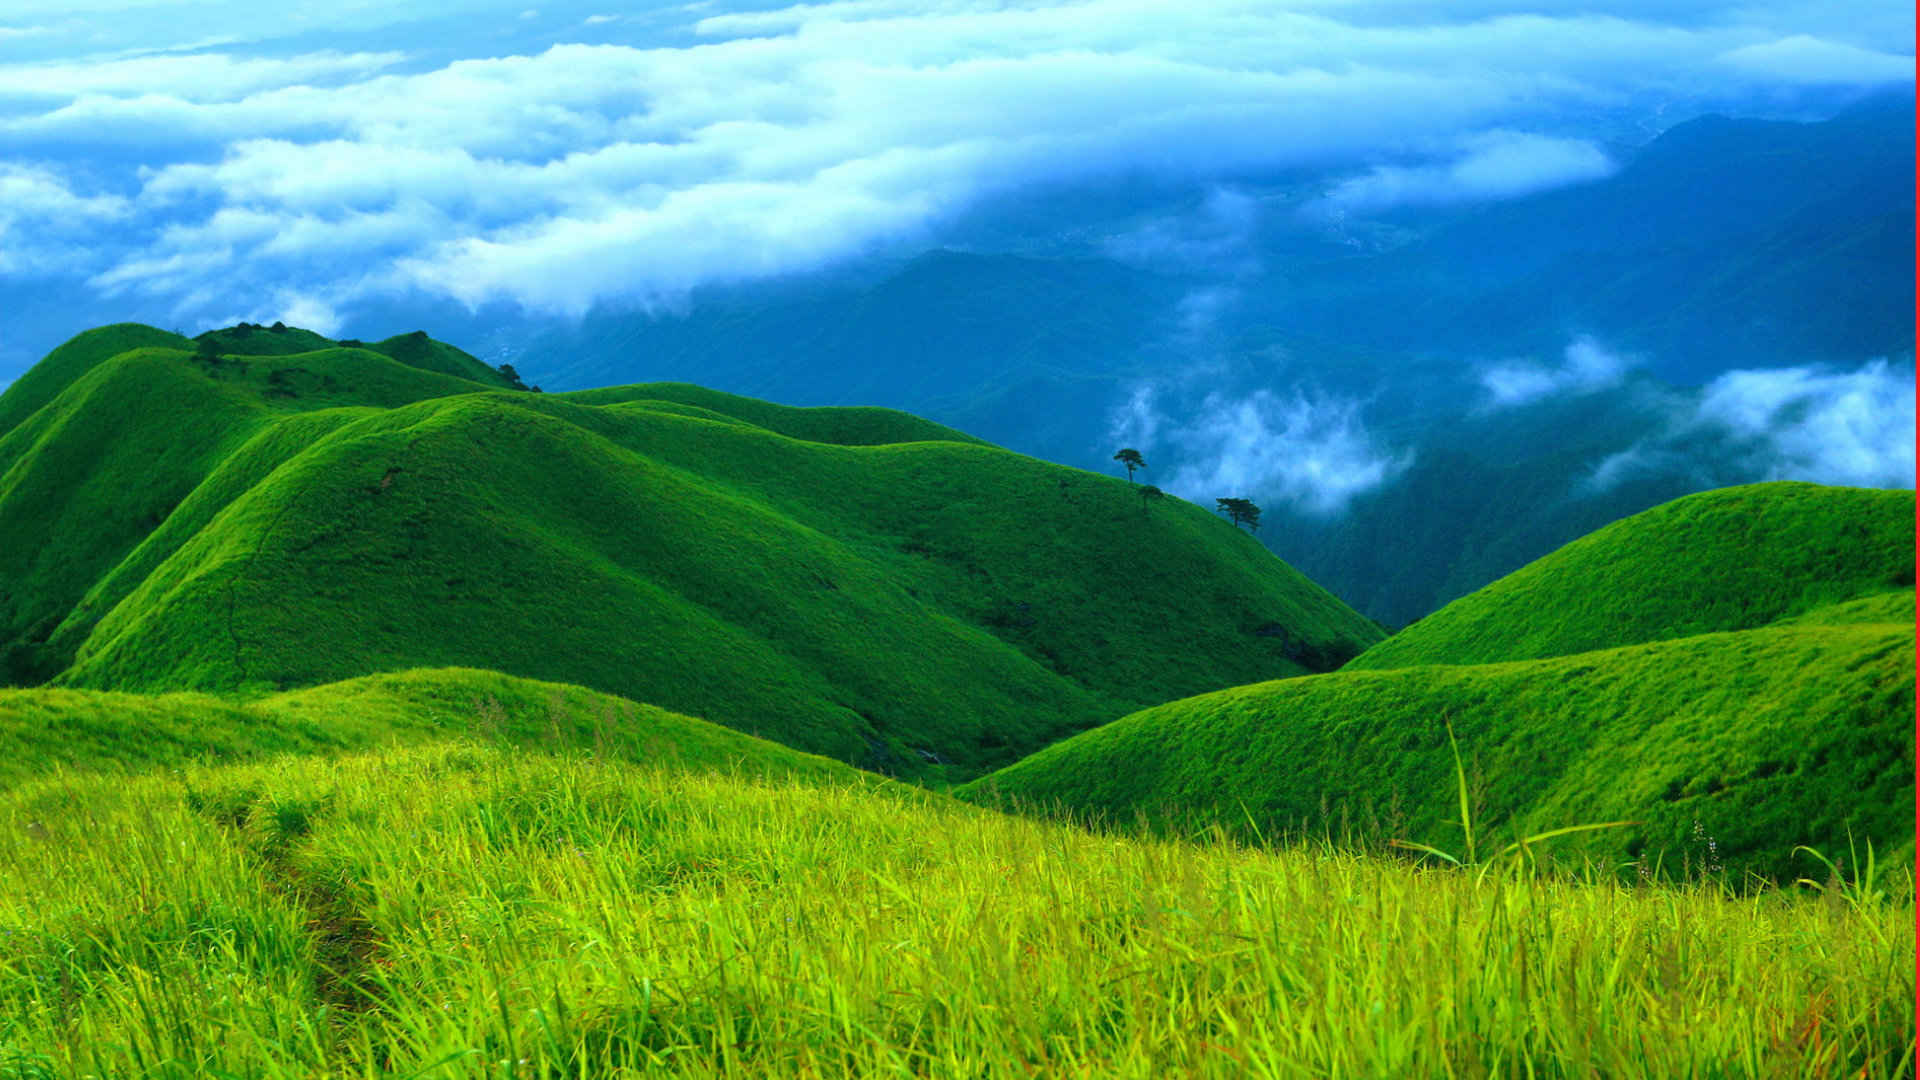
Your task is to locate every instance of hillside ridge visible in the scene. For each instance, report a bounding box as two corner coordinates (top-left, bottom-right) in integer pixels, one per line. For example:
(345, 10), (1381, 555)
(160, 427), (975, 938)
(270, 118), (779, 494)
(2, 323), (1383, 779)
(1346, 481), (1913, 670)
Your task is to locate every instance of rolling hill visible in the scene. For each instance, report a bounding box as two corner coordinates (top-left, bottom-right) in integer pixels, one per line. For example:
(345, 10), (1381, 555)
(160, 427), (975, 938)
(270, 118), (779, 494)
(0, 666), (858, 792)
(1346, 482), (1914, 670)
(0, 324), (1382, 777)
(0, 327), (529, 685)
(962, 483), (1915, 879)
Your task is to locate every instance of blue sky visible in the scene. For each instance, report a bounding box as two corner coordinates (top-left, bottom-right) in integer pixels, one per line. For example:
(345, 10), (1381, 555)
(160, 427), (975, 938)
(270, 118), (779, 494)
(0, 0), (1911, 382)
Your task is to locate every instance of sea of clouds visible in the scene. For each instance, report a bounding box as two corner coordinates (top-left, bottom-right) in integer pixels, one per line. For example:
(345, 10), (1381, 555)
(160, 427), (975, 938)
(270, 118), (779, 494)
(0, 0), (1908, 339)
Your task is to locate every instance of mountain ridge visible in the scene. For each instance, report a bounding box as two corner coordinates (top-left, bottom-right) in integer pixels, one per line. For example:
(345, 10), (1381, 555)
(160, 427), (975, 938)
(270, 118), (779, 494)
(2, 323), (1382, 779)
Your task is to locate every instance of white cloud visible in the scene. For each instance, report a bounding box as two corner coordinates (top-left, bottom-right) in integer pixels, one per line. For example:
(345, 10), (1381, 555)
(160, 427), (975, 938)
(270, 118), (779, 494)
(1106, 383), (1161, 455)
(0, 0), (1910, 324)
(1695, 360), (1915, 487)
(0, 164), (131, 274)
(1586, 358), (1915, 491)
(0, 50), (405, 102)
(1480, 336), (1632, 408)
(262, 290), (344, 337)
(1716, 35), (1913, 85)
(1104, 186), (1261, 275)
(1117, 384), (1410, 516)
(1313, 131), (1615, 217)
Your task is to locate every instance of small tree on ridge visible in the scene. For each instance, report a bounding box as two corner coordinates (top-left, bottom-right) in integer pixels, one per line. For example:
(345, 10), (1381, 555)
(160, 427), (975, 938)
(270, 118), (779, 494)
(1215, 497), (1262, 533)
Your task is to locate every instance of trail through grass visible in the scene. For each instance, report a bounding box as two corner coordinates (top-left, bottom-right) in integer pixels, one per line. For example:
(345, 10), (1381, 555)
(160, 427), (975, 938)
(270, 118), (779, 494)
(0, 744), (1910, 1078)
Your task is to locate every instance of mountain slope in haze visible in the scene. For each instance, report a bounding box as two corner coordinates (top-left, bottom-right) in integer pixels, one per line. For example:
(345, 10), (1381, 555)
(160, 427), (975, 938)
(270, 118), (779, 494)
(1262, 379), (1691, 628)
(505, 97), (1912, 635)
(523, 98), (1912, 408)
(3, 324), (1382, 777)
(962, 482), (1915, 879)
(1277, 92), (1915, 377)
(1346, 482), (1914, 670)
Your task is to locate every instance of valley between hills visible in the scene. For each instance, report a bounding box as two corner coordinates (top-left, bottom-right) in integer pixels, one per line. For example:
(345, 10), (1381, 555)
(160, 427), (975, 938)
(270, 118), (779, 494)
(0, 323), (1911, 1077)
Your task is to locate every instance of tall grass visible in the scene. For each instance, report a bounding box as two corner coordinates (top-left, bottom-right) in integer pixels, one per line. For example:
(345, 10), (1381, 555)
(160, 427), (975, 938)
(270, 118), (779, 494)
(2, 744), (1909, 1078)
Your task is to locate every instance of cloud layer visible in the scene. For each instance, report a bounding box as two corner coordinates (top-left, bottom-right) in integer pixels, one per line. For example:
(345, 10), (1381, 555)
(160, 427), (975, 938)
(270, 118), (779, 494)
(1312, 132), (1617, 217)
(1479, 336), (1633, 408)
(0, 0), (1910, 337)
(1110, 383), (1411, 516)
(1587, 358), (1915, 492)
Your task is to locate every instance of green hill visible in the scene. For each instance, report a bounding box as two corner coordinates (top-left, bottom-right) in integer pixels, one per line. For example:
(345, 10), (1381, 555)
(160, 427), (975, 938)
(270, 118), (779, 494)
(0, 323), (194, 439)
(964, 483), (1916, 879)
(2, 324), (1381, 777)
(0, 666), (856, 791)
(0, 333), (526, 684)
(962, 605), (1913, 880)
(1346, 482), (1913, 670)
(558, 381), (988, 447)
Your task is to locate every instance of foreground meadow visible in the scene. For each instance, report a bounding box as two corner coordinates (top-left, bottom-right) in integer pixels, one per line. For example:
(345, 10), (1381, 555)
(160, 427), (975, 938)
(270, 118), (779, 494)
(0, 742), (1910, 1079)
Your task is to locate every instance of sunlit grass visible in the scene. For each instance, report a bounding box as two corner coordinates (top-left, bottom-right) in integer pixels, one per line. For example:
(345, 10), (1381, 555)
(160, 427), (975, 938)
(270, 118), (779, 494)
(1, 743), (1909, 1078)
(965, 613), (1915, 883)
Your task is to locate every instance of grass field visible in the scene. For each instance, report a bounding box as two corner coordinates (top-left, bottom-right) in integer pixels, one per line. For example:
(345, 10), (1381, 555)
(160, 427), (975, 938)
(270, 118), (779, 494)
(0, 741), (1910, 1079)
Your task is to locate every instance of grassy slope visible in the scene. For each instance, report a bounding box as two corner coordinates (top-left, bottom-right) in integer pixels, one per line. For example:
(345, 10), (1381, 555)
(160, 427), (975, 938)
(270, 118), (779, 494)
(0, 746), (1908, 1078)
(0, 338), (519, 682)
(1347, 482), (1914, 670)
(366, 328), (521, 387)
(560, 381), (988, 447)
(0, 667), (855, 792)
(0, 350), (265, 678)
(0, 324), (196, 442)
(55, 389), (1378, 775)
(963, 590), (1915, 882)
(4, 323), (1379, 777)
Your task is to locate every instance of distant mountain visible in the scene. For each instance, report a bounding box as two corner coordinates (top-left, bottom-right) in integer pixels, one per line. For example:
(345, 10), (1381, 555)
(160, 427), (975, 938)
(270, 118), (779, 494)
(511, 96), (1913, 627)
(529, 250), (1181, 465)
(0, 324), (1381, 778)
(1267, 91), (1914, 380)
(963, 482), (1916, 880)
